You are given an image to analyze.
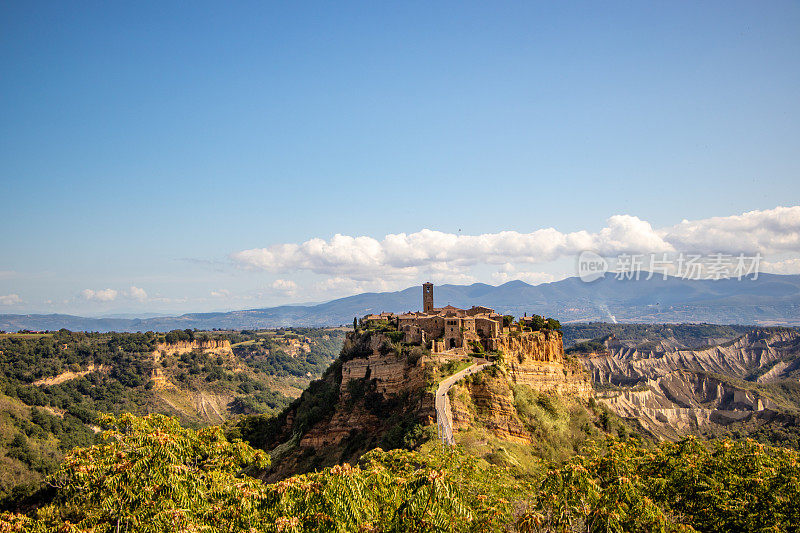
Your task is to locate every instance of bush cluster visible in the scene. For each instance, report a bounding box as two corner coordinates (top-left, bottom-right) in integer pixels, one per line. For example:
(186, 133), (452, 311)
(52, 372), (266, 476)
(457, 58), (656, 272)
(3, 413), (799, 532)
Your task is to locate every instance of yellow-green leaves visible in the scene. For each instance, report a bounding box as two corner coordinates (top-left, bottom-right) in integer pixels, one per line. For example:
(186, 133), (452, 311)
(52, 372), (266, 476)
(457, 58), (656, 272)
(520, 437), (800, 533)
(5, 413), (270, 533)
(3, 416), (799, 533)
(1, 416), (519, 532)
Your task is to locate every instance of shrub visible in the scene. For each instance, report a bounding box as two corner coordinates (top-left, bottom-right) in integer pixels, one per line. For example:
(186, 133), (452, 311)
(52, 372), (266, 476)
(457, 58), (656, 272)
(518, 437), (800, 533)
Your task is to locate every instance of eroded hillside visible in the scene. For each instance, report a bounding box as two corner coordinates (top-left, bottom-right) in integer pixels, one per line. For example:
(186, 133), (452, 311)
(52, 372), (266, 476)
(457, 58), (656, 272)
(579, 328), (800, 444)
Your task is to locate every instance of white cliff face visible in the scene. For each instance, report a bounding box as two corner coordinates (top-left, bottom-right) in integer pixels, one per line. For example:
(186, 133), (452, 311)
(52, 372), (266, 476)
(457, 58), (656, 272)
(583, 329), (800, 439)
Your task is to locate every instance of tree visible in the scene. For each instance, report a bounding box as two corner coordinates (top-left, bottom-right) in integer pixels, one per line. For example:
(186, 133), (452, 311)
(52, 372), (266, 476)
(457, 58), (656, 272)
(517, 437), (800, 533)
(5, 413), (270, 532)
(545, 318), (561, 332)
(528, 314), (546, 331)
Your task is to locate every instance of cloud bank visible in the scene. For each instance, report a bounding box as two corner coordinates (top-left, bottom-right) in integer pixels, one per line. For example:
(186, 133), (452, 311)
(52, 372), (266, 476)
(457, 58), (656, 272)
(663, 207), (800, 254)
(231, 206), (800, 282)
(80, 288), (119, 302)
(0, 294), (22, 306)
(79, 286), (149, 303)
(128, 286), (148, 302)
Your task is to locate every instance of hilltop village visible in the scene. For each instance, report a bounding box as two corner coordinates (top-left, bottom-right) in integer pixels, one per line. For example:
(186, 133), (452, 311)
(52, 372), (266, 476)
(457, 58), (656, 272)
(362, 282), (562, 355)
(258, 282), (589, 480)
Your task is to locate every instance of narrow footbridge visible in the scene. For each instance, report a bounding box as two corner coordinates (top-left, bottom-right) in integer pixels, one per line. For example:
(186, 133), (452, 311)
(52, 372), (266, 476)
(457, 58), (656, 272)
(435, 358), (494, 445)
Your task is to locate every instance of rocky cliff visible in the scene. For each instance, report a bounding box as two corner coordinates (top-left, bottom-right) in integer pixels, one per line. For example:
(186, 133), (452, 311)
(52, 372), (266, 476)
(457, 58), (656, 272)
(153, 339), (233, 356)
(148, 338), (252, 424)
(254, 329), (434, 481)
(449, 330), (591, 444)
(299, 351), (431, 451)
(150, 338), (233, 389)
(253, 327), (593, 480)
(450, 371), (531, 444)
(501, 330), (592, 400)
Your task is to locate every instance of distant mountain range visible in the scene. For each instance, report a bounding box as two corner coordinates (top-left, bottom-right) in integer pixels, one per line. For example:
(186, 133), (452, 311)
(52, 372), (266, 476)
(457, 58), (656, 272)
(2, 273), (799, 332)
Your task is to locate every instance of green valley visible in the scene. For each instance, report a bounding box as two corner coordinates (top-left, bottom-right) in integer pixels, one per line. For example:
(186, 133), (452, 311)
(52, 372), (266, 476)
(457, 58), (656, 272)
(0, 328), (345, 507)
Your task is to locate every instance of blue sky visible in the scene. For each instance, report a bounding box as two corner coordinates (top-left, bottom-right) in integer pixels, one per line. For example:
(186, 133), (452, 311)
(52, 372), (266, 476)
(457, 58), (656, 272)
(1, 1), (799, 315)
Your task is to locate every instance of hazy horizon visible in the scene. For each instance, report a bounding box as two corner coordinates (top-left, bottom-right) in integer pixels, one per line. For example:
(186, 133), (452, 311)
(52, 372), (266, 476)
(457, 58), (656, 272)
(3, 271), (799, 319)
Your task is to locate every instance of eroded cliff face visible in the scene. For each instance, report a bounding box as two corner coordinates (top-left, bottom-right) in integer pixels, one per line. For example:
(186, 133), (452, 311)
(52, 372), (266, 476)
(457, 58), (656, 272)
(448, 331), (591, 443)
(585, 329), (800, 385)
(595, 371), (777, 439)
(33, 363), (110, 386)
(150, 339), (234, 389)
(262, 327), (593, 480)
(339, 331), (428, 397)
(450, 372), (531, 444)
(583, 329), (800, 440)
(154, 339), (233, 356)
(147, 339), (236, 423)
(300, 351), (431, 450)
(262, 330), (434, 481)
(502, 331), (592, 401)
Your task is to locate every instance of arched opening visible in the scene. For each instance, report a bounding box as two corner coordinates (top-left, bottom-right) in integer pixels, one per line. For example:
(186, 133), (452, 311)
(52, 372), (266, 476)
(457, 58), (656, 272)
(449, 338), (457, 349)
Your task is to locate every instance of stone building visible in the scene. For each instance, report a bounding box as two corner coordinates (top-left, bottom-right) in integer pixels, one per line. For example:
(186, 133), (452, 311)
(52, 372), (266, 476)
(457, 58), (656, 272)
(362, 282), (506, 354)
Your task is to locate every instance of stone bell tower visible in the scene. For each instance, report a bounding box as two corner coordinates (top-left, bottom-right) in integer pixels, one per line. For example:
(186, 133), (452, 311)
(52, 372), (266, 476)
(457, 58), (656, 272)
(423, 282), (434, 314)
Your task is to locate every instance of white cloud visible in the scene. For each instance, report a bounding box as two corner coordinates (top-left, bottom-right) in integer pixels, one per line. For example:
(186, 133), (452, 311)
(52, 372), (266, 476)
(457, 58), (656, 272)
(80, 288), (118, 302)
(491, 264), (556, 285)
(0, 294), (22, 306)
(127, 286), (148, 301)
(313, 277), (404, 296)
(229, 206), (800, 288)
(659, 206), (800, 255)
(77, 286), (146, 303)
(271, 279), (297, 292)
(210, 289), (231, 298)
(314, 277), (368, 294)
(151, 295), (189, 304)
(762, 258), (800, 275)
(230, 217), (672, 278)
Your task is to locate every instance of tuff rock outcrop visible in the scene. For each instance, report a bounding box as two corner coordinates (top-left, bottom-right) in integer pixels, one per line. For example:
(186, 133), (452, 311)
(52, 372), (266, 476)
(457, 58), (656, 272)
(260, 326), (590, 480)
(501, 330), (592, 400)
(153, 338), (233, 356)
(449, 330), (591, 442)
(450, 372), (531, 443)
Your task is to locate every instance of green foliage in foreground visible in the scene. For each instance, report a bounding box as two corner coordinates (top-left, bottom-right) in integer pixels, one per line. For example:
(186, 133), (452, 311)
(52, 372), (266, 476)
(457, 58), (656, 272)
(2, 414), (800, 532)
(1, 413), (270, 532)
(519, 437), (800, 532)
(0, 414), (518, 532)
